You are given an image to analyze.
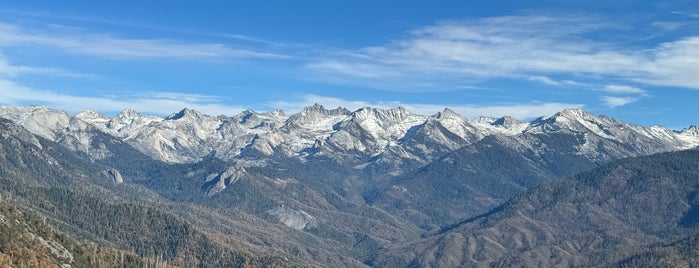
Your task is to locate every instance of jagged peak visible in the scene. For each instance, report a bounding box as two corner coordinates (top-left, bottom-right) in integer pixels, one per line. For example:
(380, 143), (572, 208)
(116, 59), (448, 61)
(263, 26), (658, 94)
(75, 109), (106, 119)
(395, 106), (409, 112)
(238, 109), (257, 116)
(353, 106), (413, 120)
(527, 108), (597, 127)
(492, 116), (522, 128)
(350, 107), (377, 119)
(25, 104), (69, 114)
(680, 125), (699, 136)
(303, 103), (326, 113)
(473, 116), (497, 124)
(117, 108), (142, 119)
(165, 107), (203, 120)
(434, 108), (464, 120)
(235, 110), (259, 124)
(269, 109), (287, 117)
(332, 106), (351, 115)
(28, 104), (50, 111)
(554, 108), (593, 120)
(0, 105), (68, 116)
(257, 109), (288, 122)
(300, 103), (350, 116)
(236, 109), (287, 126)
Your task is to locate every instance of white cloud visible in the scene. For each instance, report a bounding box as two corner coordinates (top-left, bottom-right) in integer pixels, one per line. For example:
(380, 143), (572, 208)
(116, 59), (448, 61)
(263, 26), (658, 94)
(0, 23), (286, 60)
(0, 54), (245, 115)
(528, 76), (586, 87)
(598, 84), (648, 107)
(671, 11), (699, 19)
(307, 15), (699, 90)
(0, 54), (72, 78)
(528, 76), (561, 86)
(652, 21), (684, 31)
(637, 37), (699, 89)
(601, 96), (638, 108)
(602, 85), (646, 95)
(268, 94), (581, 119)
(0, 80), (245, 116)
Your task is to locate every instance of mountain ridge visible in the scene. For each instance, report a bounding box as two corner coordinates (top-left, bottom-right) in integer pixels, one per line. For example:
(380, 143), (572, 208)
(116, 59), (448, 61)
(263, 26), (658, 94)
(1, 105), (697, 165)
(1, 105), (699, 266)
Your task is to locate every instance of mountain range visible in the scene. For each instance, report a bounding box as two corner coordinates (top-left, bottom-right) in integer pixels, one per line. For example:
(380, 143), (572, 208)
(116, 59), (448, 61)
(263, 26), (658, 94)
(0, 104), (697, 267)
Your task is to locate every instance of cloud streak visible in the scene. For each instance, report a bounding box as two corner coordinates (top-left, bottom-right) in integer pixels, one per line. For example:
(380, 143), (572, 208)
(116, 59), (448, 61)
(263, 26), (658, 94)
(0, 79), (246, 116)
(602, 85), (646, 95)
(601, 96), (638, 108)
(0, 23), (286, 60)
(307, 14), (699, 91)
(598, 84), (648, 108)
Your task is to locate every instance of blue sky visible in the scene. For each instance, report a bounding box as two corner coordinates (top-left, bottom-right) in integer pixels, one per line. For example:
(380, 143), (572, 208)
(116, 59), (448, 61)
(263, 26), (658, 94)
(0, 1), (697, 128)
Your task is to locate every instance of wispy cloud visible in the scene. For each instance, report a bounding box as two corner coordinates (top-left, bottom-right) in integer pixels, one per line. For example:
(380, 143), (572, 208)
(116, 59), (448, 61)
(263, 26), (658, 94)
(671, 11), (699, 19)
(598, 84), (648, 108)
(602, 85), (647, 95)
(307, 14), (699, 91)
(636, 37), (699, 89)
(0, 23), (286, 60)
(652, 21), (684, 31)
(528, 76), (562, 86)
(601, 96), (638, 108)
(0, 79), (246, 116)
(0, 65), (97, 79)
(268, 94), (581, 119)
(0, 54), (95, 80)
(528, 76), (584, 87)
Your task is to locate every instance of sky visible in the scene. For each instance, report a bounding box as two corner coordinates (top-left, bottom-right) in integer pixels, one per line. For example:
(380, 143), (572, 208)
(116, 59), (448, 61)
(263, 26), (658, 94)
(0, 0), (697, 129)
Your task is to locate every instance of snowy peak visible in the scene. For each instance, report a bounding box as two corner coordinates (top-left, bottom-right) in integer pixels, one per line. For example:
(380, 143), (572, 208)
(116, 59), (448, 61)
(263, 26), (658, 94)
(117, 109), (142, 119)
(527, 108), (588, 126)
(557, 108), (593, 120)
(473, 116), (497, 124)
(350, 106), (416, 124)
(300, 103), (350, 116)
(0, 105), (72, 140)
(435, 108), (463, 120)
(75, 109), (107, 120)
(681, 125), (699, 136)
(89, 109), (161, 136)
(236, 110), (261, 124)
(304, 103), (325, 111)
(469, 115), (528, 136)
(319, 106), (427, 154)
(528, 108), (606, 132)
(0, 105), (71, 122)
(428, 108), (481, 142)
(302, 103), (328, 114)
(492, 116), (522, 128)
(283, 105), (341, 130)
(165, 108), (204, 121)
(234, 109), (286, 128)
(287, 104), (349, 126)
(268, 109), (287, 118)
(349, 107), (423, 132)
(2, 104), (699, 166)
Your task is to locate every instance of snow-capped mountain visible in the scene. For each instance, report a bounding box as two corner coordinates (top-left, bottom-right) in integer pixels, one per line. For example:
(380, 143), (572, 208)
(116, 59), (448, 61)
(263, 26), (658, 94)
(2, 104), (699, 267)
(1, 105), (697, 167)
